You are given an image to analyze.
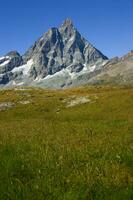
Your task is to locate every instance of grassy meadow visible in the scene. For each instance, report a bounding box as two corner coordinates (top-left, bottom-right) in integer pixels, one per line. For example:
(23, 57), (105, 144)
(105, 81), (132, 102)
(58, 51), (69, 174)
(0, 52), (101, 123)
(0, 86), (133, 200)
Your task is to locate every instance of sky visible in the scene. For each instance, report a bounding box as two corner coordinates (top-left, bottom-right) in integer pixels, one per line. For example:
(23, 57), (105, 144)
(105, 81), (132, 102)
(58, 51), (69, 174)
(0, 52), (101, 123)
(0, 0), (133, 58)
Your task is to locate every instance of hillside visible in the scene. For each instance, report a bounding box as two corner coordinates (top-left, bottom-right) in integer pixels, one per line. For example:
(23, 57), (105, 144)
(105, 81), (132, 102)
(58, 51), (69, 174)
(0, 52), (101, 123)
(87, 51), (133, 85)
(0, 86), (133, 199)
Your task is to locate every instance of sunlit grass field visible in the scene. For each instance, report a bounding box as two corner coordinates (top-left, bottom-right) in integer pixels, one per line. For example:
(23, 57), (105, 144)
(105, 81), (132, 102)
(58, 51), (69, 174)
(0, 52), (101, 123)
(0, 86), (133, 200)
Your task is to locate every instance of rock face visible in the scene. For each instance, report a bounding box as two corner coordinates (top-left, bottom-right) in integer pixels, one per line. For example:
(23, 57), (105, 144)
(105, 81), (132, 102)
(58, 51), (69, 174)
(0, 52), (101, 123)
(0, 51), (22, 85)
(0, 19), (109, 88)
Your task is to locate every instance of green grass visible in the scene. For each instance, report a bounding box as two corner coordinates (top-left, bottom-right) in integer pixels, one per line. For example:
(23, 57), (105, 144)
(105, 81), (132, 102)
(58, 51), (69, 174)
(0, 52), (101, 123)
(0, 86), (133, 200)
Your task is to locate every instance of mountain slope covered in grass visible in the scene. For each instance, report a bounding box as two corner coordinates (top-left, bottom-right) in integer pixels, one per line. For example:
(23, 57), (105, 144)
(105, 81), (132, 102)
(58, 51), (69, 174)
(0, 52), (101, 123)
(0, 86), (133, 199)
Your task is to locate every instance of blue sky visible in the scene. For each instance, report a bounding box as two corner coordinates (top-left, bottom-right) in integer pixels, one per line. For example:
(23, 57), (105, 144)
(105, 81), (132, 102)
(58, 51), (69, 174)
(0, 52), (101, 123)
(0, 0), (133, 58)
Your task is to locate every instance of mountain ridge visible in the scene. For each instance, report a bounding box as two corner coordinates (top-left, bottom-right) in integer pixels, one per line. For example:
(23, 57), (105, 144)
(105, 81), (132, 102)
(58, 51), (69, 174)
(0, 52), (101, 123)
(0, 19), (132, 88)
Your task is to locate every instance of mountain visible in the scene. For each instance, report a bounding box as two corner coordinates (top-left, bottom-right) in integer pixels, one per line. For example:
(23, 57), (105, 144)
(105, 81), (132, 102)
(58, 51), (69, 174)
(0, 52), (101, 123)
(0, 19), (108, 88)
(86, 50), (133, 85)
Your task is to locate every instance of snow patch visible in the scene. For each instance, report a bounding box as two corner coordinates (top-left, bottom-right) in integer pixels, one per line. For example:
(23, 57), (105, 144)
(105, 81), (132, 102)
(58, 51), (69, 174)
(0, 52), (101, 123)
(12, 81), (17, 86)
(0, 56), (9, 61)
(89, 65), (96, 72)
(16, 82), (24, 86)
(12, 59), (33, 76)
(69, 35), (75, 42)
(37, 67), (76, 81)
(12, 81), (24, 86)
(34, 68), (70, 82)
(34, 76), (44, 82)
(0, 59), (10, 67)
(33, 60), (108, 84)
(82, 64), (96, 72)
(0, 57), (5, 61)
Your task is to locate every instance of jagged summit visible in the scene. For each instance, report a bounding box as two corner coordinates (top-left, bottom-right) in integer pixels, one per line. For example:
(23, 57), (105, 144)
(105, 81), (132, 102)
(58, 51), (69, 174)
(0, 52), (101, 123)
(59, 19), (75, 40)
(6, 51), (21, 58)
(0, 19), (109, 88)
(60, 18), (74, 28)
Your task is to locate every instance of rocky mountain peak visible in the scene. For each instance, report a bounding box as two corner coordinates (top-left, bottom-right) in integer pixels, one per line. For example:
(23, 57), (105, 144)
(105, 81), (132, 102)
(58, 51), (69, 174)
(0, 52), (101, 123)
(6, 51), (21, 58)
(0, 19), (109, 88)
(59, 19), (75, 40)
(60, 18), (74, 28)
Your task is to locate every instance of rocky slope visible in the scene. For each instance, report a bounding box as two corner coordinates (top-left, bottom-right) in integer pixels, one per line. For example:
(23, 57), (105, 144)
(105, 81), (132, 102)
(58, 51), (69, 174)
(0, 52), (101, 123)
(87, 51), (133, 85)
(0, 19), (108, 88)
